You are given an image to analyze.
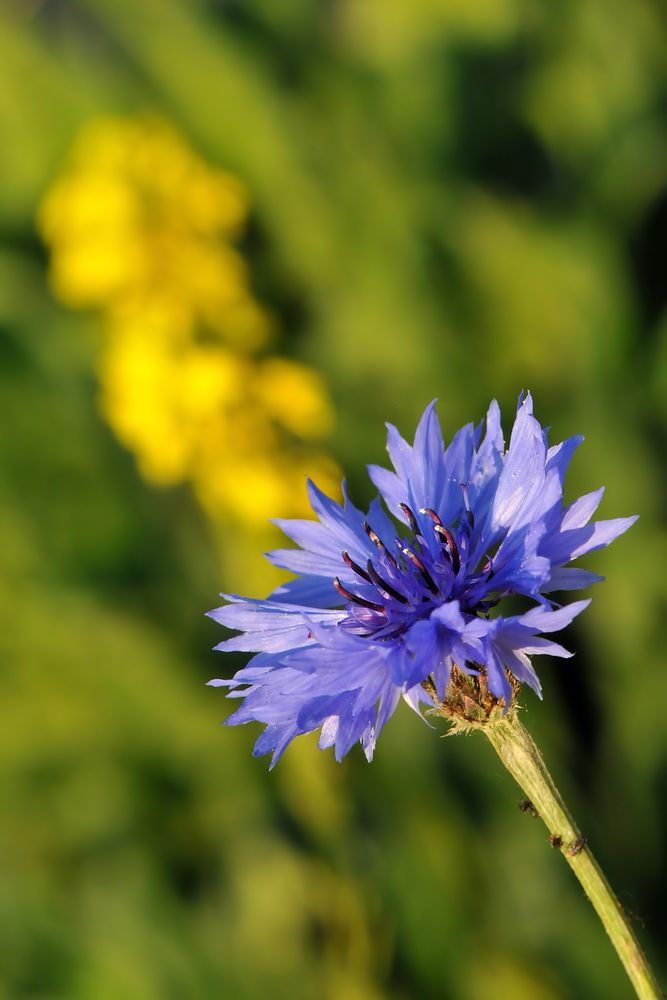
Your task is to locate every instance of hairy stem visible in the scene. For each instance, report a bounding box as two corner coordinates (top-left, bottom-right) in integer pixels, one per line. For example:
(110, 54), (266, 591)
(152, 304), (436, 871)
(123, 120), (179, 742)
(483, 713), (663, 1000)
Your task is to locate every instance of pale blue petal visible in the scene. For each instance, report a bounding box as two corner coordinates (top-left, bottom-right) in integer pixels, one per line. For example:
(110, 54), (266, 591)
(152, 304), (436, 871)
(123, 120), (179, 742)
(561, 487), (605, 530)
(519, 599), (590, 632)
(541, 567), (604, 592)
(546, 435), (584, 482)
(549, 516), (638, 563)
(269, 575), (341, 607)
(492, 393), (546, 530)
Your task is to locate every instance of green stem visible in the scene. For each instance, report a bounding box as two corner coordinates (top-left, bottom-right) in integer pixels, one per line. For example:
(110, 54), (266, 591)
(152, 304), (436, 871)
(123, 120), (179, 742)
(483, 712), (663, 1000)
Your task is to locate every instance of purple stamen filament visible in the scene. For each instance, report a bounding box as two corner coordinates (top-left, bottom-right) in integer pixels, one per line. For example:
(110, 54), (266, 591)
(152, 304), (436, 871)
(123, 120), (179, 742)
(420, 506), (461, 573)
(399, 502), (420, 537)
(341, 550), (372, 583)
(403, 547), (439, 593)
(366, 559), (409, 604)
(362, 521), (399, 568)
(333, 577), (385, 612)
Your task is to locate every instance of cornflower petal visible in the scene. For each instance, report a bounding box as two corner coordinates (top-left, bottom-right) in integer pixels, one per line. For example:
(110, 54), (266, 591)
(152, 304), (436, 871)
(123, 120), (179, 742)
(492, 393), (546, 531)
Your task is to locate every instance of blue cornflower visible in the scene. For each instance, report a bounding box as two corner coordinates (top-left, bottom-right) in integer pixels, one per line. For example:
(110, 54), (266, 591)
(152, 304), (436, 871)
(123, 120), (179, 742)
(208, 394), (636, 766)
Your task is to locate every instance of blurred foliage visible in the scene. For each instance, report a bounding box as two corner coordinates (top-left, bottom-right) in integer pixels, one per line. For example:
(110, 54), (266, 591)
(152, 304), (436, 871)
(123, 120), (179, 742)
(1, 0), (667, 998)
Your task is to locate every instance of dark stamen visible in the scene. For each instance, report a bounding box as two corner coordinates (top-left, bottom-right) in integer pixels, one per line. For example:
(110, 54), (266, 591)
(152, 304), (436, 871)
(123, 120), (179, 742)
(419, 507), (442, 526)
(334, 577), (385, 612)
(402, 548), (439, 594)
(399, 503), (420, 536)
(341, 551), (372, 583)
(434, 524), (461, 574)
(421, 507), (462, 573)
(362, 521), (398, 568)
(366, 560), (408, 604)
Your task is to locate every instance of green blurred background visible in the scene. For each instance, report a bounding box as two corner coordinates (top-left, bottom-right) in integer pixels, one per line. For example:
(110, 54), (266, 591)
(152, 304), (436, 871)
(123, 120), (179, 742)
(2, 1), (666, 997)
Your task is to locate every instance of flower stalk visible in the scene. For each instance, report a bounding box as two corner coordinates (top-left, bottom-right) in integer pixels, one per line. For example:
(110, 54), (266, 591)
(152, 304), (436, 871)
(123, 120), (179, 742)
(482, 712), (663, 1000)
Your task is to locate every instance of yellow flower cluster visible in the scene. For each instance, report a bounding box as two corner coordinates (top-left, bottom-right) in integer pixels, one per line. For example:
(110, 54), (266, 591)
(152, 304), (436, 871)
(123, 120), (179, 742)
(39, 116), (338, 526)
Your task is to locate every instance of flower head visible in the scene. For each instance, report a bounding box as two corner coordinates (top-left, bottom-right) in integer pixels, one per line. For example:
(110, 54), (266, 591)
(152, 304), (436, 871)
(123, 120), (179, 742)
(208, 395), (636, 766)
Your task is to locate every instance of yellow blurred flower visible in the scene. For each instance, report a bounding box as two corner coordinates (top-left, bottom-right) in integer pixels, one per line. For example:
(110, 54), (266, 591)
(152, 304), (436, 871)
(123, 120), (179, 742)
(38, 115), (268, 349)
(39, 114), (339, 537)
(98, 318), (251, 486)
(254, 358), (335, 439)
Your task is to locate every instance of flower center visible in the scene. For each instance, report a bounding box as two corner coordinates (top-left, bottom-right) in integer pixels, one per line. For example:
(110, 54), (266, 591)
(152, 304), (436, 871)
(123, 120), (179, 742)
(333, 503), (487, 640)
